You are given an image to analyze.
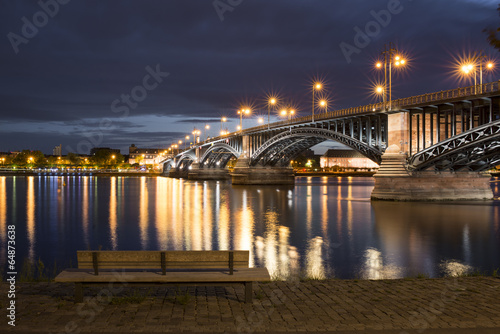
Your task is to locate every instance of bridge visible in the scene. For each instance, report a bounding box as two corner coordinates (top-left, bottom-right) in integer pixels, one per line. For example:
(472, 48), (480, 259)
(162, 81), (500, 201)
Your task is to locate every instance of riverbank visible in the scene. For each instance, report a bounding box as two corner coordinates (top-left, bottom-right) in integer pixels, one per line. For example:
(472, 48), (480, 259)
(1, 276), (499, 333)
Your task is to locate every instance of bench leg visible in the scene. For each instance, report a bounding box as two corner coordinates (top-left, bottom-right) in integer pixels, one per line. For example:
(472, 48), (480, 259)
(74, 283), (83, 303)
(244, 282), (252, 303)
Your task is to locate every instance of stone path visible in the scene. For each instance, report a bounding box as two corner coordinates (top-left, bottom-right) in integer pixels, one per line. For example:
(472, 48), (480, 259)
(1, 277), (499, 333)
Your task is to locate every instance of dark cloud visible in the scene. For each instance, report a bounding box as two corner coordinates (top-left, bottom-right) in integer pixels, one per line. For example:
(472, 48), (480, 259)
(0, 0), (498, 153)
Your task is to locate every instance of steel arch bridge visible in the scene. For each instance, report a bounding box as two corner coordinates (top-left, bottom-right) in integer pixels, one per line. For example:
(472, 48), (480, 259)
(164, 82), (500, 176)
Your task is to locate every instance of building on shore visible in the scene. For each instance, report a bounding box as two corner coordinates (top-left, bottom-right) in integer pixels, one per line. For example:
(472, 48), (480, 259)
(320, 149), (379, 171)
(128, 144), (176, 169)
(52, 144), (62, 156)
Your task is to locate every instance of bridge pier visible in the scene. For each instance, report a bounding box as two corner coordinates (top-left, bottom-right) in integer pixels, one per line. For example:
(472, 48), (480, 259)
(230, 158), (295, 185)
(168, 169), (189, 179)
(371, 146), (493, 201)
(188, 164), (230, 180)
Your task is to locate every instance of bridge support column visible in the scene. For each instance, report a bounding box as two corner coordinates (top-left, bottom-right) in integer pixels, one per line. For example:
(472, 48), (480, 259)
(188, 165), (230, 180)
(230, 158), (295, 185)
(168, 169), (189, 178)
(371, 145), (493, 201)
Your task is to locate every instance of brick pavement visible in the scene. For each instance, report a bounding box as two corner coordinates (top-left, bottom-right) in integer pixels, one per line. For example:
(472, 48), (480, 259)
(1, 277), (499, 333)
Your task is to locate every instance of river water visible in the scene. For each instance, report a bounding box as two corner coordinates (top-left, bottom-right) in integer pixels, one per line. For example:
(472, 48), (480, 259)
(1, 175), (499, 279)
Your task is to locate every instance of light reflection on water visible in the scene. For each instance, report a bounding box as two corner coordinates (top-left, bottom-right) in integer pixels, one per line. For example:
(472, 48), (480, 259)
(0, 175), (499, 280)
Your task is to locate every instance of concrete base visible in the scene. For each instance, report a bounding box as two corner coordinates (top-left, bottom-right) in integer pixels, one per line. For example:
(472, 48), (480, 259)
(372, 171), (493, 201)
(188, 168), (230, 180)
(231, 158), (295, 185)
(168, 169), (189, 179)
(371, 147), (493, 201)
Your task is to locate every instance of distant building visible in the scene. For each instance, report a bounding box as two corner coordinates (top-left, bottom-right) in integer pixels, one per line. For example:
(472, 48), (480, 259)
(128, 144), (174, 169)
(53, 144), (62, 156)
(320, 149), (379, 170)
(90, 147), (121, 156)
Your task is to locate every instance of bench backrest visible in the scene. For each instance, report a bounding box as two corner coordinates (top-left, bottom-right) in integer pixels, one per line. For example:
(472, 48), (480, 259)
(77, 250), (249, 275)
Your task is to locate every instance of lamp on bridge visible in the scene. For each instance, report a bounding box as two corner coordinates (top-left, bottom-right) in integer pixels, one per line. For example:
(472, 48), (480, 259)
(280, 108), (295, 121)
(220, 116), (227, 134)
(461, 54), (495, 94)
(192, 129), (201, 143)
(376, 43), (407, 111)
(237, 108), (251, 131)
(268, 97), (277, 129)
(312, 82), (323, 122)
(204, 124), (210, 140)
(319, 99), (327, 113)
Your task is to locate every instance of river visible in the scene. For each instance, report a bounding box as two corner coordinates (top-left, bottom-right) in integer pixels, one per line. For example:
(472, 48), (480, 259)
(0, 175), (499, 280)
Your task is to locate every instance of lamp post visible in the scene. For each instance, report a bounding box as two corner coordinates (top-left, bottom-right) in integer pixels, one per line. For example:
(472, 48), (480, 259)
(312, 83), (322, 122)
(376, 43), (406, 110)
(280, 108), (295, 121)
(268, 98), (277, 129)
(319, 100), (327, 113)
(477, 55), (494, 94)
(237, 108), (250, 130)
(204, 124), (210, 140)
(220, 117), (227, 134)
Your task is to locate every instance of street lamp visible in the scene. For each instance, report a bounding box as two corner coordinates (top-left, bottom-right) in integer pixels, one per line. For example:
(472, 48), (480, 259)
(280, 108), (295, 121)
(319, 99), (327, 113)
(376, 43), (407, 110)
(268, 97), (277, 129)
(220, 117), (227, 134)
(237, 108), (250, 130)
(312, 82), (323, 122)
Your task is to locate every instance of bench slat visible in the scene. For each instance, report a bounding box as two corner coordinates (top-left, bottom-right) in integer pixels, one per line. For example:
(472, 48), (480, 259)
(55, 268), (270, 283)
(77, 251), (249, 270)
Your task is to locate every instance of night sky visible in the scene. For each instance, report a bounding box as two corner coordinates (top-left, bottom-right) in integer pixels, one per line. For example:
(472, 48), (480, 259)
(1, 0), (498, 155)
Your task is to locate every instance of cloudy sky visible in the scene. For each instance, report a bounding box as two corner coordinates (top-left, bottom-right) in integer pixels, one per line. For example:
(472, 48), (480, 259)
(0, 0), (499, 154)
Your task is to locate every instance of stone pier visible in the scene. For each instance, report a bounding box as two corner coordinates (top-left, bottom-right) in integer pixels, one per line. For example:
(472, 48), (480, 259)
(371, 116), (494, 201)
(188, 164), (230, 180)
(167, 169), (189, 179)
(230, 158), (295, 185)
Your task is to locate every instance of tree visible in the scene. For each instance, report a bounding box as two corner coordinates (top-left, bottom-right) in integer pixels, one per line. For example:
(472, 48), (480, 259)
(485, 4), (500, 51)
(12, 150), (45, 166)
(67, 152), (81, 165)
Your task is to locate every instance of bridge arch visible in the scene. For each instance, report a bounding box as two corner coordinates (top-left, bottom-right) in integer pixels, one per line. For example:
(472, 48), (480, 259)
(250, 127), (383, 167)
(162, 159), (174, 173)
(408, 119), (500, 172)
(175, 151), (196, 171)
(199, 143), (241, 168)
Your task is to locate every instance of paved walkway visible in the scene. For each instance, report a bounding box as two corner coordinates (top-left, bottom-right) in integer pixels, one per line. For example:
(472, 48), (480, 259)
(1, 277), (499, 333)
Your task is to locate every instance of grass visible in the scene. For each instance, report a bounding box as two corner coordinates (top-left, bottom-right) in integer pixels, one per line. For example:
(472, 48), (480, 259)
(174, 288), (191, 305)
(110, 289), (151, 305)
(18, 258), (55, 282)
(255, 289), (264, 300)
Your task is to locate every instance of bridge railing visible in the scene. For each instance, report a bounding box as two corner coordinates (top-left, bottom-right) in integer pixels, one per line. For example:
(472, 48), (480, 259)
(204, 81), (500, 143)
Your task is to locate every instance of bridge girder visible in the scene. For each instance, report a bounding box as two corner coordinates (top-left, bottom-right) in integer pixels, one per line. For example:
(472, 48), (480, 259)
(250, 127), (383, 167)
(408, 118), (500, 172)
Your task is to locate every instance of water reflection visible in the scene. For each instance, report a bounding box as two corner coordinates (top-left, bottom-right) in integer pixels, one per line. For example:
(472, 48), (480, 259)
(0, 177), (6, 263)
(371, 201), (492, 277)
(361, 248), (402, 279)
(0, 176), (498, 280)
(109, 177), (117, 250)
(306, 236), (326, 279)
(440, 260), (473, 277)
(139, 177), (149, 249)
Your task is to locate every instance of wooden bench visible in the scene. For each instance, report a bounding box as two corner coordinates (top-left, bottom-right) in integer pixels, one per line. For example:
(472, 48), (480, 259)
(54, 250), (269, 303)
